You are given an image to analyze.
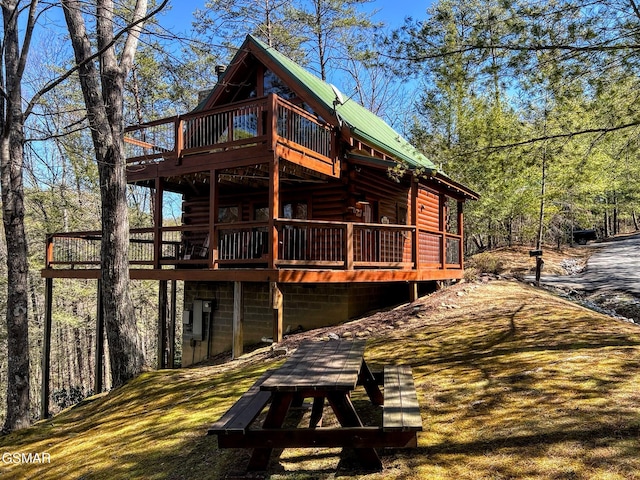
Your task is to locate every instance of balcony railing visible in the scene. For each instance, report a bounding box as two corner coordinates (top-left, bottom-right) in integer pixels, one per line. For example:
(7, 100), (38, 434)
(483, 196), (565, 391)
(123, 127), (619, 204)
(45, 220), (463, 272)
(124, 94), (335, 171)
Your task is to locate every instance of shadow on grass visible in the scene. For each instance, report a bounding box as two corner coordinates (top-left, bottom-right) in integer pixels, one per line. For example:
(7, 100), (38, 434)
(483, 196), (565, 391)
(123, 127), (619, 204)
(379, 422), (640, 480)
(3, 281), (640, 479)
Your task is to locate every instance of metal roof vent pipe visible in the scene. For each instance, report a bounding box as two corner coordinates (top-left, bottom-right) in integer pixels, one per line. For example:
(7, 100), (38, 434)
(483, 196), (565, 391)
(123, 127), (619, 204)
(215, 65), (227, 82)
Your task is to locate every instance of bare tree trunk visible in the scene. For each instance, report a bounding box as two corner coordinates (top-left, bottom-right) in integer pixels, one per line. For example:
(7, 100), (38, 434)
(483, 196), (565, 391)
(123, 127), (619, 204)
(73, 327), (84, 389)
(314, 1), (327, 81)
(64, 325), (73, 390)
(61, 0), (167, 386)
(1, 135), (30, 431)
(55, 324), (63, 396)
(1, 0), (32, 432)
(536, 154), (546, 250)
(536, 114), (548, 251)
(85, 316), (94, 393)
(98, 130), (144, 385)
(613, 192), (618, 235)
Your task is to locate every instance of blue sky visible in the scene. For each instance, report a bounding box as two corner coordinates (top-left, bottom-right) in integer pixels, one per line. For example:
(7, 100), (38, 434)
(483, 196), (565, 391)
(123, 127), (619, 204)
(158, 0), (432, 35)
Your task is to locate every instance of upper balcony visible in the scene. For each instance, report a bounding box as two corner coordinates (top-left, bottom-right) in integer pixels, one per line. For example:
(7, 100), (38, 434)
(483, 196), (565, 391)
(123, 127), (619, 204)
(124, 93), (340, 182)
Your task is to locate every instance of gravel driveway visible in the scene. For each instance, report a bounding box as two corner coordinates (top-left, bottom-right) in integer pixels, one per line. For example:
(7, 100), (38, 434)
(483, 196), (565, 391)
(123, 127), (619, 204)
(539, 233), (640, 295)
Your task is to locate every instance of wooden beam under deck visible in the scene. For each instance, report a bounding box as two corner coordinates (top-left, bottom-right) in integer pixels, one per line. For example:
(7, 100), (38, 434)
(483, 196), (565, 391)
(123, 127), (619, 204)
(127, 148), (275, 183)
(276, 268), (463, 283)
(275, 143), (339, 179)
(41, 267), (463, 283)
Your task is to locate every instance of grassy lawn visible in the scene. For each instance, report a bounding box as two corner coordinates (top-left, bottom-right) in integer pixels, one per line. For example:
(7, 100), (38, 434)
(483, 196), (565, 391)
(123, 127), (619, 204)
(1, 280), (639, 479)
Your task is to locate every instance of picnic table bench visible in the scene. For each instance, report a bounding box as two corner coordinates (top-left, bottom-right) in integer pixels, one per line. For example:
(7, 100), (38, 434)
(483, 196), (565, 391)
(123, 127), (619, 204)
(208, 340), (422, 471)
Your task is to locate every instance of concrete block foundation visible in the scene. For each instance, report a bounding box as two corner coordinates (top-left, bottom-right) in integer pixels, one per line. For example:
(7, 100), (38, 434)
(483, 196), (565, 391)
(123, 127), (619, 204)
(181, 281), (410, 366)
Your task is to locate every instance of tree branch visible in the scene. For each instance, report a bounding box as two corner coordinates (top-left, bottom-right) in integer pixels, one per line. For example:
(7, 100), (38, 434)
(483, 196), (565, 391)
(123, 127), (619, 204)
(23, 0), (169, 120)
(476, 121), (640, 152)
(629, 0), (640, 21)
(120, 0), (154, 73)
(384, 42), (639, 62)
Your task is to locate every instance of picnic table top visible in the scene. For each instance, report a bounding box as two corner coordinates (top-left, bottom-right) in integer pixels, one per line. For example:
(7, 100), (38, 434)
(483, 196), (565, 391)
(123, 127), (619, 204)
(260, 339), (367, 392)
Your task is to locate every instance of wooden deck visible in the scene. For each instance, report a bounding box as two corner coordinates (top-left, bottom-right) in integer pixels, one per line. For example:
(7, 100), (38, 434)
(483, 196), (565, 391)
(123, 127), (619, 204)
(42, 218), (463, 282)
(43, 93), (468, 284)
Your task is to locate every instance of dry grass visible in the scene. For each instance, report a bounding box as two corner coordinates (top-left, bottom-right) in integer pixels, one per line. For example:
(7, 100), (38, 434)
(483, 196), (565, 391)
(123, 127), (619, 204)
(465, 245), (592, 278)
(2, 280), (640, 479)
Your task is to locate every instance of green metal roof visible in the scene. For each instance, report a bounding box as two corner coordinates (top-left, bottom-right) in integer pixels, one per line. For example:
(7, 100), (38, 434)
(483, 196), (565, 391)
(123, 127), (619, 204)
(248, 35), (437, 172)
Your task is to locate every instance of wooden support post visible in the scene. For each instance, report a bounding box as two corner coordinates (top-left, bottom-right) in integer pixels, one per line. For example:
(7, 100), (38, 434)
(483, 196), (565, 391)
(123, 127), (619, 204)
(94, 279), (104, 395)
(268, 93), (278, 151)
(168, 280), (177, 368)
(535, 256), (544, 287)
(158, 280), (168, 369)
(411, 178), (419, 270)
(175, 117), (184, 162)
(269, 155), (280, 269)
(232, 281), (244, 359)
(45, 234), (54, 269)
(458, 201), (464, 268)
(440, 194), (447, 270)
(210, 169), (219, 269)
(40, 278), (53, 420)
(153, 177), (164, 269)
(271, 282), (283, 343)
(409, 282), (419, 303)
(345, 223), (354, 270)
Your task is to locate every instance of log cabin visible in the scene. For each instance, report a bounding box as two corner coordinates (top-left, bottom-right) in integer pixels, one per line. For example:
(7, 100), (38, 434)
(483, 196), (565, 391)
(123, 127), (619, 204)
(41, 34), (478, 393)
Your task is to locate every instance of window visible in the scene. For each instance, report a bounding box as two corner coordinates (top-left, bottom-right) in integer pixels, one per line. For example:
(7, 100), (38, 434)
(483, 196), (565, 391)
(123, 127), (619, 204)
(357, 201), (377, 223)
(218, 206), (239, 223)
(445, 197), (459, 234)
(283, 201), (308, 220)
(254, 204), (270, 221)
(264, 70), (295, 100)
(397, 205), (408, 225)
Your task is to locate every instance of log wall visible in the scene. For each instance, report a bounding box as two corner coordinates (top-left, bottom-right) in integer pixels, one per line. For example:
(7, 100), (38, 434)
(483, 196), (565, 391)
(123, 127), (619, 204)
(349, 167), (412, 225)
(417, 187), (441, 231)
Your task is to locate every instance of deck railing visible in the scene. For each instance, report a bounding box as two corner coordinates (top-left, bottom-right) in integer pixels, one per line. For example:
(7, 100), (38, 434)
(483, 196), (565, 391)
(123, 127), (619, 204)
(217, 222), (269, 264)
(276, 220), (346, 267)
(353, 224), (414, 266)
(45, 226), (207, 269)
(124, 94), (334, 168)
(45, 220), (463, 271)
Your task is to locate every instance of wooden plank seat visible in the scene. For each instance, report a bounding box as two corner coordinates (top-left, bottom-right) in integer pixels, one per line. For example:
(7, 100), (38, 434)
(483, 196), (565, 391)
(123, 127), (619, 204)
(208, 370), (274, 435)
(383, 365), (423, 435)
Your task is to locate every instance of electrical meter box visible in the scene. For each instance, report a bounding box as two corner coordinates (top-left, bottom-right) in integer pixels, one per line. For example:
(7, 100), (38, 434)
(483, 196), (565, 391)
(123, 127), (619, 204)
(183, 299), (215, 342)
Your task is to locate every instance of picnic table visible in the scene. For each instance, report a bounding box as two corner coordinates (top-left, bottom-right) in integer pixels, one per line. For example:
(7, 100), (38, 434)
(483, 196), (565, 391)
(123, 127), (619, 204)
(208, 339), (422, 471)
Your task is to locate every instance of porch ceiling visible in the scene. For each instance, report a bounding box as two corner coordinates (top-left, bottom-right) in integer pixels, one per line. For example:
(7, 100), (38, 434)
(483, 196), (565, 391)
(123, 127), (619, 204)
(155, 159), (331, 194)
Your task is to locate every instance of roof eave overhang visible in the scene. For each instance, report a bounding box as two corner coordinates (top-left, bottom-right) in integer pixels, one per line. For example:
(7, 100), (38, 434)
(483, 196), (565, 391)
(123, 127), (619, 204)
(432, 173), (480, 200)
(347, 152), (479, 201)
